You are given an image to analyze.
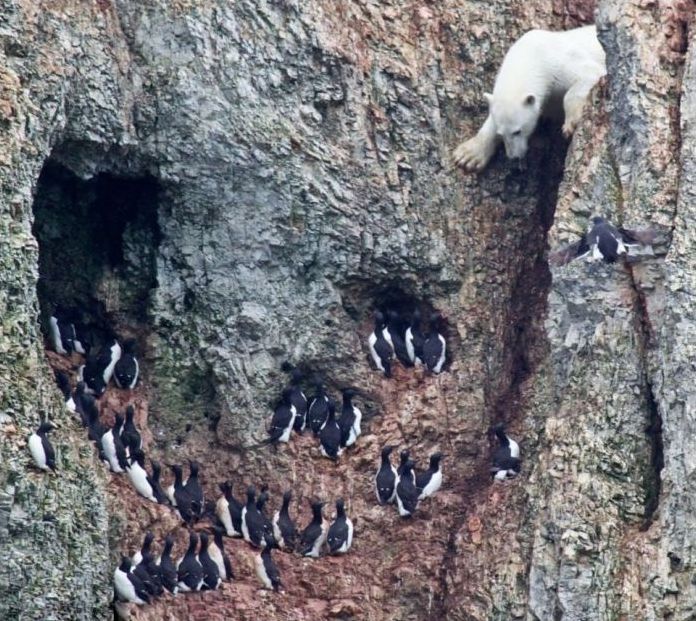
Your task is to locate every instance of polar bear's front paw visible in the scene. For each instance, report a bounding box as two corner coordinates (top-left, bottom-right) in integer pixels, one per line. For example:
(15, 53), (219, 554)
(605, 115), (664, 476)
(562, 118), (578, 139)
(452, 136), (495, 172)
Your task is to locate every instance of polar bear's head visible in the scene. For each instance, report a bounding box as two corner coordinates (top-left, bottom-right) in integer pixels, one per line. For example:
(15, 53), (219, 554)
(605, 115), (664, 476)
(485, 93), (540, 159)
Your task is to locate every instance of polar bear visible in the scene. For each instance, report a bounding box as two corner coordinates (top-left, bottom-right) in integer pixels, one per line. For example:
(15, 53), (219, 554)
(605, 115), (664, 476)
(452, 25), (606, 172)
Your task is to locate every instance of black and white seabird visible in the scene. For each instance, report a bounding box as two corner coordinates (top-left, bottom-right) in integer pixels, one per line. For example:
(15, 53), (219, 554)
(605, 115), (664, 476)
(422, 314), (446, 374)
(405, 309), (426, 366)
(319, 401), (343, 460)
(549, 216), (657, 265)
(395, 459), (419, 517)
(173, 465), (197, 525)
(177, 531), (204, 592)
(81, 338), (122, 397)
(256, 486), (276, 545)
(338, 388), (362, 449)
(415, 452), (444, 500)
(149, 459), (170, 505)
(299, 500), (327, 558)
(120, 405), (142, 457)
(55, 370), (76, 414)
(165, 464), (186, 508)
(241, 486), (267, 548)
(85, 398), (107, 461)
(307, 381), (330, 435)
(28, 421), (56, 472)
(135, 551), (164, 598)
(286, 368), (308, 433)
(267, 388), (297, 444)
(100, 414), (128, 473)
(383, 310), (413, 368)
(208, 527), (234, 581)
(73, 381), (89, 426)
(113, 556), (150, 605)
(327, 498), (354, 555)
(114, 338), (139, 390)
(491, 423), (521, 481)
(132, 532), (155, 566)
(126, 449), (157, 503)
(255, 539), (282, 591)
(48, 307), (80, 356)
(198, 532), (221, 591)
(397, 449), (414, 479)
(184, 460), (204, 520)
(158, 535), (179, 594)
(216, 481), (243, 537)
(368, 311), (393, 377)
(374, 445), (398, 505)
(272, 490), (298, 551)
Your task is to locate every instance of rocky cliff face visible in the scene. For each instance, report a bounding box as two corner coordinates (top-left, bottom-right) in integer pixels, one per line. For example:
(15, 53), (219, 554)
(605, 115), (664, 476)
(2, 0), (695, 619)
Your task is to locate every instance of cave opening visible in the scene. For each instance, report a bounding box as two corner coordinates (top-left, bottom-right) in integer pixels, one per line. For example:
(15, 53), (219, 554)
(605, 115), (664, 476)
(32, 159), (161, 354)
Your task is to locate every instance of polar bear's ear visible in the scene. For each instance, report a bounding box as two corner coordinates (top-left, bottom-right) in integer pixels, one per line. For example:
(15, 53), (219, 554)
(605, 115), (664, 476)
(524, 94), (536, 106)
(483, 93), (494, 106)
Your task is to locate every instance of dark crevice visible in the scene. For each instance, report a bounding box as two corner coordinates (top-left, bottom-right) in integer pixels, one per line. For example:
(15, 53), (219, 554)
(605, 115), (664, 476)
(431, 120), (568, 618)
(32, 157), (161, 361)
(626, 266), (664, 529)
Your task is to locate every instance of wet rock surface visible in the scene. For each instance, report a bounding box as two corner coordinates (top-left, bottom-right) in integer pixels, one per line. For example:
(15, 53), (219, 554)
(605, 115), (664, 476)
(2, 0), (696, 620)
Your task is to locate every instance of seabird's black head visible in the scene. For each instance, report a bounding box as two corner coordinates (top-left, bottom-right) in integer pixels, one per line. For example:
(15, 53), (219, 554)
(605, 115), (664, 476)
(310, 500), (325, 517)
(170, 464), (184, 482)
(327, 401), (336, 419)
(282, 490), (292, 503)
(122, 338), (137, 355)
(113, 414), (124, 431)
(246, 486), (256, 503)
(219, 481), (231, 496)
(131, 448), (146, 466)
(374, 311), (385, 327)
(141, 531), (154, 551)
(125, 405), (135, 421)
(342, 388), (357, 400)
(187, 530), (198, 550)
(591, 216), (605, 226)
(37, 421), (55, 435)
(429, 452), (444, 468)
(189, 460), (200, 477)
(199, 531), (209, 548)
(151, 459), (161, 476)
(381, 445), (394, 459)
(335, 498), (346, 514)
(290, 368), (303, 385)
(118, 556), (132, 572)
(399, 449), (410, 465)
(403, 459), (415, 474)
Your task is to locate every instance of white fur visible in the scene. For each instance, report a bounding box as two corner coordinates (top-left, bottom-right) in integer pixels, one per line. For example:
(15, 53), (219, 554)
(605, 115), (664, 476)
(113, 567), (146, 604)
(126, 461), (156, 502)
(453, 26), (606, 171)
(28, 434), (48, 470)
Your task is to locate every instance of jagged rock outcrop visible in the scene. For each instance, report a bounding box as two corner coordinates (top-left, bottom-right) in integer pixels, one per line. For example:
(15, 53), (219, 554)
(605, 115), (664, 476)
(2, 0), (696, 619)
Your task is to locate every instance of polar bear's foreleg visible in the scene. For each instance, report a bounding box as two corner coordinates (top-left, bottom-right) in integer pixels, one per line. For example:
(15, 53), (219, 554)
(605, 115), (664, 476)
(562, 76), (600, 138)
(452, 114), (500, 172)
